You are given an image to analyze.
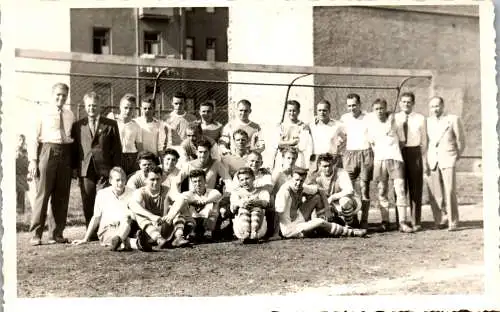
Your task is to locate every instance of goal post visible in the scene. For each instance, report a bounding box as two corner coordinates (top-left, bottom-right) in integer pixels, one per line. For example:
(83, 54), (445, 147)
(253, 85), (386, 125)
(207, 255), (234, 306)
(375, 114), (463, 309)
(14, 48), (435, 167)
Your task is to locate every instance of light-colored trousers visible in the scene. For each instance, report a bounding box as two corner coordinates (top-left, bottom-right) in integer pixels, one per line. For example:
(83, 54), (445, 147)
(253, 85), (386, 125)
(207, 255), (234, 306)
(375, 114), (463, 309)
(427, 165), (459, 226)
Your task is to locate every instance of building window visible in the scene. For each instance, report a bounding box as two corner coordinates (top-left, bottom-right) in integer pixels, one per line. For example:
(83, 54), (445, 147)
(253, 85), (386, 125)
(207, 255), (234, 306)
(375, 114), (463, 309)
(184, 7), (193, 11)
(93, 82), (112, 109)
(206, 7), (215, 13)
(185, 37), (194, 60)
(144, 31), (161, 55)
(92, 28), (111, 54)
(206, 38), (216, 61)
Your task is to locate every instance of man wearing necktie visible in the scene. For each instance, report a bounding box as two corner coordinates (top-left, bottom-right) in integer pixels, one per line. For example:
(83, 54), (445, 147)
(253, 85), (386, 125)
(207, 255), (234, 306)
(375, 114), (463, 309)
(71, 91), (122, 231)
(426, 96), (465, 231)
(28, 83), (75, 246)
(395, 92), (429, 232)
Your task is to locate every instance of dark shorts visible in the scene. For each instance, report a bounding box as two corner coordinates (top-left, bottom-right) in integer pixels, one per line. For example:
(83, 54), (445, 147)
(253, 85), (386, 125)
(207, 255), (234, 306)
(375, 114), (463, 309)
(343, 149), (373, 182)
(373, 159), (405, 181)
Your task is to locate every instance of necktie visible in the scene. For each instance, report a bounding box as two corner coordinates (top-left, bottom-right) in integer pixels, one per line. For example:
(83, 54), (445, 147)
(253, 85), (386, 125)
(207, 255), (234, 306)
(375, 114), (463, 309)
(59, 108), (66, 143)
(90, 119), (96, 137)
(403, 114), (409, 145)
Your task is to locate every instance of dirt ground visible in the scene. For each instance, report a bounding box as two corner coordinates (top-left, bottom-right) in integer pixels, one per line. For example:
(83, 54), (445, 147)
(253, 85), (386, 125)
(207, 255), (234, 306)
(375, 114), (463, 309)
(16, 173), (484, 297)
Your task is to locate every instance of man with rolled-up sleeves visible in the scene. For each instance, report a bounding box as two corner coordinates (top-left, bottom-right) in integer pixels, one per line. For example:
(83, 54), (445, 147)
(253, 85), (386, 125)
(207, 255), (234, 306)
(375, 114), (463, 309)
(28, 83), (75, 246)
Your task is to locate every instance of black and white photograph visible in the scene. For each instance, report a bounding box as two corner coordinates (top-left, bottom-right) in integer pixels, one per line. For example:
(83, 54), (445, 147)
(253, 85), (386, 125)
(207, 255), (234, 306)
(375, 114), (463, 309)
(1, 1), (498, 310)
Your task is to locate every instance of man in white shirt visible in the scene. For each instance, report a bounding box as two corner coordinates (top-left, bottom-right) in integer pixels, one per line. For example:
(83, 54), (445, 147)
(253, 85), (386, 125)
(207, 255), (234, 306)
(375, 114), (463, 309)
(134, 97), (168, 158)
(309, 100), (344, 170)
(220, 99), (264, 155)
(339, 93), (373, 229)
(272, 100), (313, 169)
(394, 92), (429, 231)
(165, 91), (197, 147)
(72, 167), (143, 251)
(426, 96), (465, 231)
(28, 83), (75, 246)
(275, 168), (367, 239)
(108, 94), (143, 176)
(369, 98), (412, 233)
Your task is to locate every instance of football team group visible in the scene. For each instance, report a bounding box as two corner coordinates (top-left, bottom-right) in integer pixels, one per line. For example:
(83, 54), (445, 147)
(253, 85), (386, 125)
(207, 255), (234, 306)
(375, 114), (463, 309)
(18, 82), (465, 252)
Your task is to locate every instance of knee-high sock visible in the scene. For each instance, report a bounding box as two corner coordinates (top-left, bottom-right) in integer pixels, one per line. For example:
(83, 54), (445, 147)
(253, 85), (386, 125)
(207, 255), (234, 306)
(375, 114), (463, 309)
(250, 208), (263, 234)
(328, 222), (355, 237)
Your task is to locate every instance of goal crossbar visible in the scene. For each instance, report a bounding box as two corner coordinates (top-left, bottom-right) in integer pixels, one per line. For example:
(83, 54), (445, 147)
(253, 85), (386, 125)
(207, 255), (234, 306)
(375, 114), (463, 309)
(15, 48), (435, 78)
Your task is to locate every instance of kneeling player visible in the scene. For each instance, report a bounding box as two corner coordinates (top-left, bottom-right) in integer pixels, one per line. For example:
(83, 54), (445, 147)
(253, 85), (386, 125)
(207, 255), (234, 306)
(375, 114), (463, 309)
(72, 167), (140, 251)
(127, 151), (159, 189)
(128, 166), (190, 250)
(310, 153), (361, 227)
(231, 167), (269, 243)
(181, 169), (223, 242)
(275, 168), (367, 239)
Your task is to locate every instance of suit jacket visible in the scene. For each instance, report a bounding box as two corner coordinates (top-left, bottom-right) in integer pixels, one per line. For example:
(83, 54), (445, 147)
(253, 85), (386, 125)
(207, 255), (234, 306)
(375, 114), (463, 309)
(426, 114), (465, 169)
(71, 116), (122, 178)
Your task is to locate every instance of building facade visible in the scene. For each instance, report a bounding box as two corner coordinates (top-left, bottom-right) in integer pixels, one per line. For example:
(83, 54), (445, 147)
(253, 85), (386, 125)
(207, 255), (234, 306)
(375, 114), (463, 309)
(69, 7), (229, 121)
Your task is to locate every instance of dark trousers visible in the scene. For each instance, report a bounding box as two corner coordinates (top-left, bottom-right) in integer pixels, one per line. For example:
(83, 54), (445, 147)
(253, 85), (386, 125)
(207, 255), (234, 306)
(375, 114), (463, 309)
(79, 164), (109, 227)
(30, 143), (72, 239)
(122, 152), (138, 177)
(402, 146), (423, 226)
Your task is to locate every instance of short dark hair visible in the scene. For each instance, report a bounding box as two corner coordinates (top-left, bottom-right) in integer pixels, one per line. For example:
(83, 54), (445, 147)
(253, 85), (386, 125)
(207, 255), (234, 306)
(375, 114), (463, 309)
(173, 91), (186, 100)
(317, 153), (334, 164)
(145, 165), (163, 177)
(236, 167), (255, 179)
(400, 92), (415, 102)
(292, 167), (308, 178)
(233, 129), (249, 140)
(237, 99), (251, 108)
(195, 137), (213, 150)
(316, 99), (331, 110)
(346, 93), (361, 103)
(317, 153), (340, 167)
(189, 169), (206, 180)
(137, 151), (159, 165)
(199, 101), (215, 110)
(286, 100), (301, 111)
(164, 148), (180, 160)
(141, 96), (155, 106)
(372, 98), (388, 108)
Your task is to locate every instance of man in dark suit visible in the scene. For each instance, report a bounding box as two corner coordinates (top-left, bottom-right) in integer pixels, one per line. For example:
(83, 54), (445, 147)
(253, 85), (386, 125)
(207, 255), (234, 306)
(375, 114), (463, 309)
(72, 91), (122, 229)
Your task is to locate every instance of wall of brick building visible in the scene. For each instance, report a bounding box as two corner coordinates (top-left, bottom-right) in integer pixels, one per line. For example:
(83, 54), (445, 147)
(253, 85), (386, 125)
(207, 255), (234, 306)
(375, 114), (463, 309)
(313, 6), (481, 161)
(185, 7), (229, 62)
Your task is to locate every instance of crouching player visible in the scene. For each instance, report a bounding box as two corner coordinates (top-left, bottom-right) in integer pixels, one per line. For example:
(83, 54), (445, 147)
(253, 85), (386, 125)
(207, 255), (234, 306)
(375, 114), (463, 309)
(128, 166), (190, 250)
(72, 167), (139, 251)
(310, 153), (361, 227)
(275, 167), (367, 239)
(231, 167), (269, 243)
(181, 169), (222, 242)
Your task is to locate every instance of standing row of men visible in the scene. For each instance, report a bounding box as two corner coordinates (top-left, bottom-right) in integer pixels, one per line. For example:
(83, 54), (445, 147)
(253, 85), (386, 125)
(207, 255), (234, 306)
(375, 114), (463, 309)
(27, 82), (464, 246)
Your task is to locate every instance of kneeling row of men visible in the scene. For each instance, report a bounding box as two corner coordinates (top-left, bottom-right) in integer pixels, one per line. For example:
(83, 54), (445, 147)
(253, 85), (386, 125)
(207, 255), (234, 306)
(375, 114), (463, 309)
(73, 147), (367, 251)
